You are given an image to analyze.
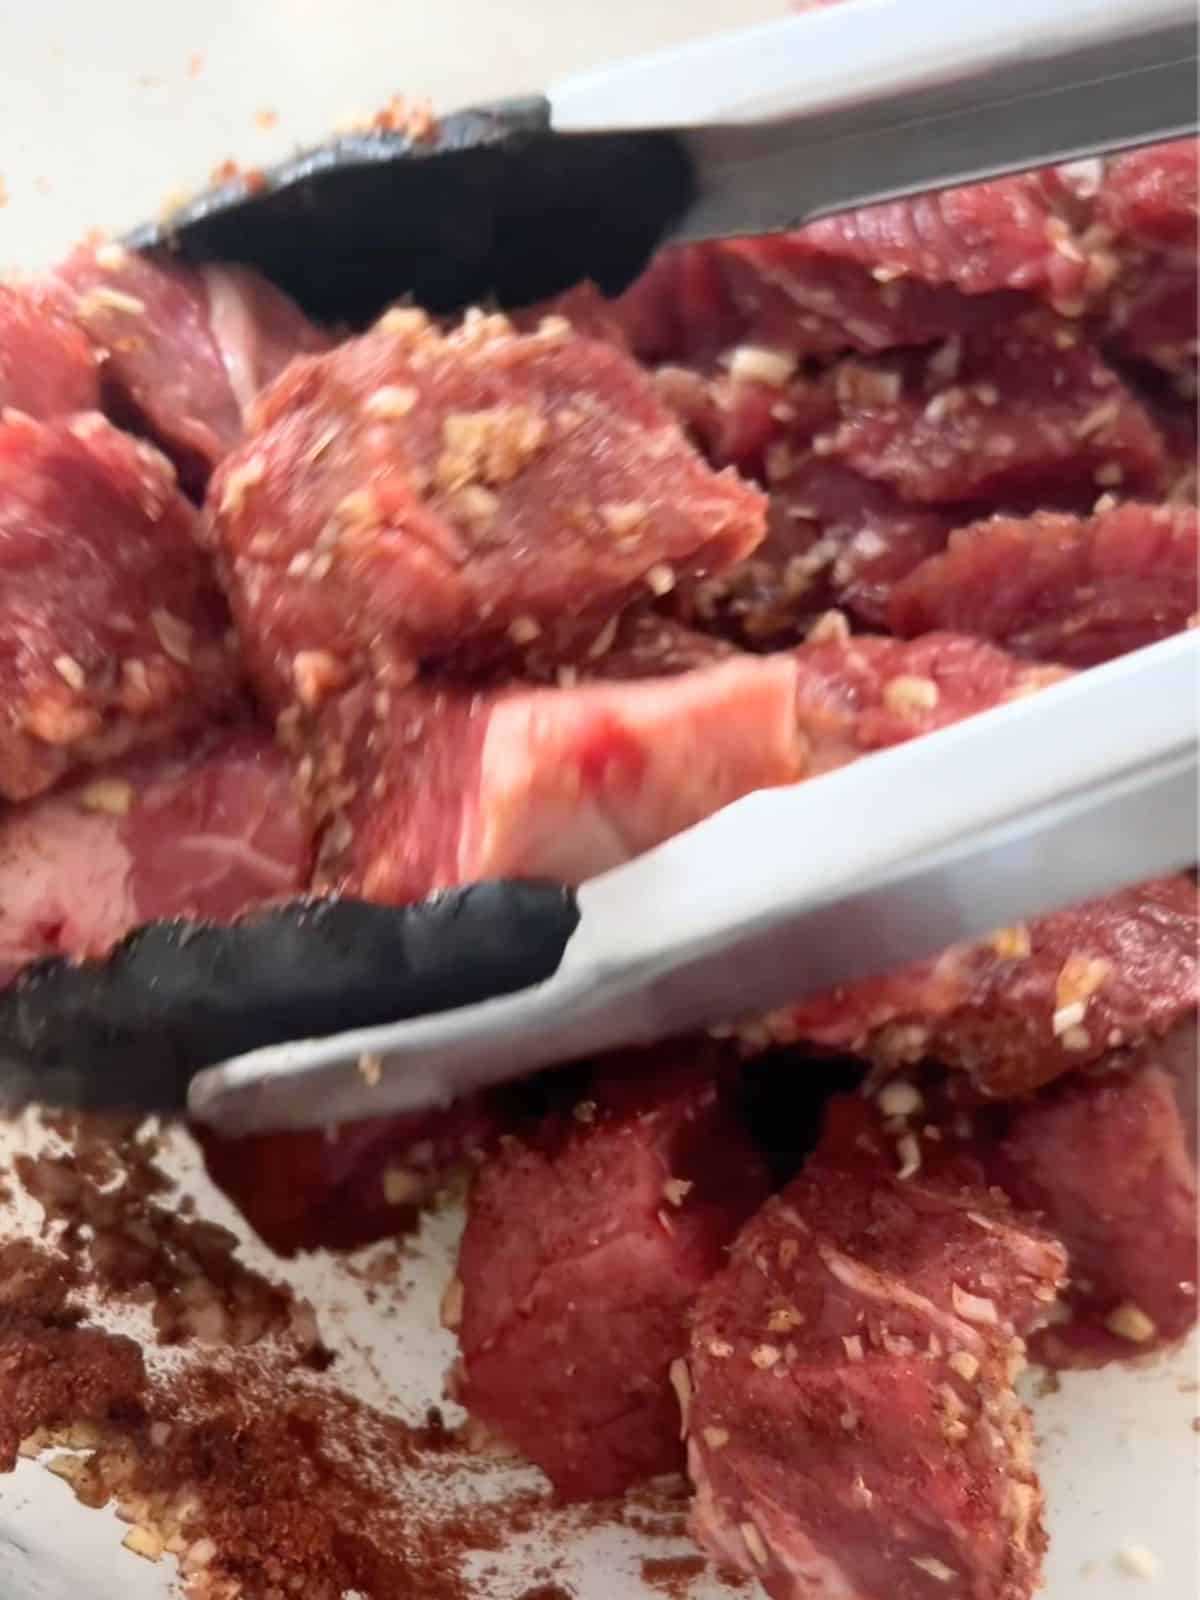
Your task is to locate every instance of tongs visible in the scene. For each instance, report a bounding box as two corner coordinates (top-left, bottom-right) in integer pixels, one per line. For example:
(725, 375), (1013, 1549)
(2, 635), (1196, 1131)
(126, 0), (1199, 322)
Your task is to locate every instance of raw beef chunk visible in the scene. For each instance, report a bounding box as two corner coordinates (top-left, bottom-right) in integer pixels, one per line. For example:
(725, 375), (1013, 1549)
(452, 1047), (771, 1500)
(210, 309), (765, 707)
(889, 502), (1199, 665)
(683, 1095), (1065, 1600)
(990, 1024), (1198, 1367)
(195, 1095), (497, 1257)
(1099, 142), (1200, 251)
(0, 412), (240, 802)
(817, 314), (1167, 505)
(1098, 140), (1198, 389)
(789, 175), (1095, 304)
(306, 651), (806, 903)
(681, 457), (956, 644)
(54, 244), (328, 483)
(0, 728), (309, 985)
(763, 878), (1199, 1097)
(787, 631), (1068, 773)
(0, 283), (99, 418)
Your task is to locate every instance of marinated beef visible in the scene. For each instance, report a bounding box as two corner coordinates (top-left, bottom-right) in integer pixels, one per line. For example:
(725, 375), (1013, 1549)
(764, 878), (1199, 1097)
(195, 1094), (498, 1257)
(0, 728), (309, 984)
(816, 315), (1167, 506)
(452, 1046), (771, 1500)
(209, 308), (765, 707)
(990, 1023), (1198, 1366)
(54, 244), (328, 485)
(1098, 139), (1198, 390)
(683, 1095), (1065, 1600)
(681, 457), (956, 644)
(0, 411), (240, 803)
(306, 652), (805, 903)
(0, 282), (99, 419)
(889, 501), (1200, 666)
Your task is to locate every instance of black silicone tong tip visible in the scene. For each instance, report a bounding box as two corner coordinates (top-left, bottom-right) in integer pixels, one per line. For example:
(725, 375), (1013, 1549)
(124, 98), (695, 325)
(0, 881), (579, 1116)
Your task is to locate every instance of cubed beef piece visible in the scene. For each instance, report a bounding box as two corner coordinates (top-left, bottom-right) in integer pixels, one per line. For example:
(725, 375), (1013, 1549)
(0, 283), (99, 418)
(306, 651), (806, 903)
(888, 502), (1199, 666)
(0, 412), (240, 802)
(680, 456), (956, 645)
(683, 1094), (1065, 1600)
(194, 1095), (497, 1257)
(210, 309), (766, 709)
(764, 878), (1199, 1097)
(0, 728), (310, 985)
(452, 1046), (771, 1500)
(1098, 140), (1199, 253)
(818, 314), (1167, 506)
(1098, 141), (1198, 390)
(54, 245), (329, 486)
(788, 631), (1069, 772)
(991, 1023), (1198, 1367)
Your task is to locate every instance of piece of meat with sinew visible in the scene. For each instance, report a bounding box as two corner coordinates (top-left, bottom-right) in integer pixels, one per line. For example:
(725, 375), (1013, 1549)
(680, 456), (956, 645)
(0, 728), (310, 986)
(54, 243), (329, 486)
(763, 878), (1199, 1098)
(683, 1094), (1065, 1600)
(889, 502), (1200, 667)
(451, 1045), (771, 1500)
(305, 650), (806, 903)
(817, 313), (1168, 507)
(194, 1094), (497, 1257)
(0, 411), (240, 804)
(989, 1023), (1198, 1368)
(210, 307), (766, 710)
(0, 283), (99, 419)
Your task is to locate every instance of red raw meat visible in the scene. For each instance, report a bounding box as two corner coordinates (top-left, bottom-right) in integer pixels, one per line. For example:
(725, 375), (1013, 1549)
(307, 650), (805, 903)
(681, 456), (955, 644)
(889, 502), (1200, 666)
(523, 610), (737, 685)
(709, 235), (1021, 362)
(991, 1024), (1198, 1368)
(210, 309), (765, 709)
(195, 1095), (497, 1257)
(0, 283), (99, 419)
(1104, 260), (1198, 390)
(787, 631), (1068, 776)
(654, 361), (836, 478)
(54, 244), (328, 484)
(1098, 142), (1198, 388)
(764, 878), (1199, 1097)
(509, 282), (633, 351)
(0, 728), (310, 985)
(795, 175), (1093, 304)
(684, 1094), (1065, 1600)
(1099, 141), (1200, 252)
(0, 411), (240, 803)
(453, 1046), (771, 1500)
(820, 314), (1168, 505)
(609, 244), (747, 365)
